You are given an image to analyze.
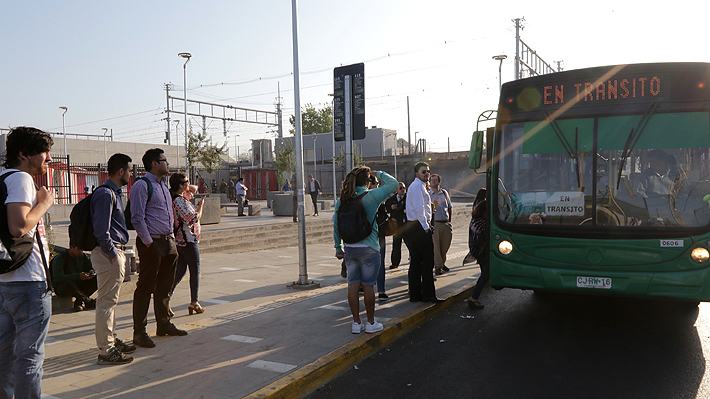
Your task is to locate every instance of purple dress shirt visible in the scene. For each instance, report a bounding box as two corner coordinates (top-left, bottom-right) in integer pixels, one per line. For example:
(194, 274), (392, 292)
(129, 172), (174, 245)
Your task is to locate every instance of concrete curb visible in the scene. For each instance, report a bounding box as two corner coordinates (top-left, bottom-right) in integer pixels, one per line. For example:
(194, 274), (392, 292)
(244, 281), (477, 399)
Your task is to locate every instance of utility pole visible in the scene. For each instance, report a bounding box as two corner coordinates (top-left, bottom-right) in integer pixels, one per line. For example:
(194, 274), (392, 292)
(276, 83), (283, 139)
(407, 96), (411, 155)
(513, 17), (523, 80)
(165, 84), (172, 145)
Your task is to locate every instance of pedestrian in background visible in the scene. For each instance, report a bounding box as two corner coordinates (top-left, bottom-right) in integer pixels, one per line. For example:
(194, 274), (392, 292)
(0, 126), (54, 397)
(334, 166), (397, 334)
(385, 182), (407, 269)
(236, 177), (248, 216)
(307, 174), (321, 216)
(51, 245), (96, 312)
(430, 174), (453, 275)
(91, 153), (135, 364)
(169, 171), (206, 316)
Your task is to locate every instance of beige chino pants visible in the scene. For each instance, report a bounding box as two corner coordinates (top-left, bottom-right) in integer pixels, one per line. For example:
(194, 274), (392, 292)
(92, 247), (126, 354)
(433, 221), (453, 269)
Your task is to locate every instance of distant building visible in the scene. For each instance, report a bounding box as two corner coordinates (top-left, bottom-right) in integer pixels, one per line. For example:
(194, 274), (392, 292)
(275, 127), (399, 163)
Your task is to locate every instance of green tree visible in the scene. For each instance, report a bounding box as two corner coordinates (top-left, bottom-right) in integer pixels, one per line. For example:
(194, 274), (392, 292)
(274, 140), (296, 188)
(334, 145), (363, 167)
(186, 123), (227, 192)
(289, 103), (333, 135)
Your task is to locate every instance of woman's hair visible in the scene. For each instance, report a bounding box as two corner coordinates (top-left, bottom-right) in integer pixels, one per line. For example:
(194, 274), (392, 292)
(338, 165), (371, 209)
(471, 198), (487, 219)
(169, 171), (187, 200)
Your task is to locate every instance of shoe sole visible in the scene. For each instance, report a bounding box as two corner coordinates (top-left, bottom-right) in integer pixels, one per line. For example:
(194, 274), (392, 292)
(97, 359), (133, 365)
(365, 326), (383, 333)
(156, 331), (188, 337)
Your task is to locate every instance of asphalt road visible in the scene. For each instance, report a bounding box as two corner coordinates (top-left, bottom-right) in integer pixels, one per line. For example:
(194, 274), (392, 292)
(306, 287), (710, 399)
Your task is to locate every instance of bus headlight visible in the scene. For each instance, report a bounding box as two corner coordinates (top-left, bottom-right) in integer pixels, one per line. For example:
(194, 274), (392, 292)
(498, 240), (513, 255)
(691, 247), (710, 263)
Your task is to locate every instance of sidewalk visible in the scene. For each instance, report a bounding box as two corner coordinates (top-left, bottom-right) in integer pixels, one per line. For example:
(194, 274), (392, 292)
(41, 206), (479, 399)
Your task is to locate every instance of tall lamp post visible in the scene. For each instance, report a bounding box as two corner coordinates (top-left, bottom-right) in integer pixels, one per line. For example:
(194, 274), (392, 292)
(59, 106), (68, 158)
(493, 55), (507, 92)
(178, 52), (191, 174)
(102, 128), (108, 162)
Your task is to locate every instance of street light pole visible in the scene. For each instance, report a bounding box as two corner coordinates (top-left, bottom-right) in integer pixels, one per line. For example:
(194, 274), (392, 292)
(59, 106), (68, 158)
(178, 52), (191, 174)
(493, 55), (507, 92)
(174, 120), (180, 168)
(102, 128), (108, 162)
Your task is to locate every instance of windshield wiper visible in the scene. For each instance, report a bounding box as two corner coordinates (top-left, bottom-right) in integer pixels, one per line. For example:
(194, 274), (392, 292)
(543, 111), (581, 189)
(615, 101), (661, 189)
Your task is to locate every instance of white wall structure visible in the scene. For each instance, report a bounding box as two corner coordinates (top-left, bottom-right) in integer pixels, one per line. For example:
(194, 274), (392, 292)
(275, 127), (398, 163)
(0, 132), (187, 166)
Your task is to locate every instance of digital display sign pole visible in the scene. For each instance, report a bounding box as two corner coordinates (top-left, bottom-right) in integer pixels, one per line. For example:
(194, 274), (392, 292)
(334, 63), (365, 172)
(345, 75), (352, 171)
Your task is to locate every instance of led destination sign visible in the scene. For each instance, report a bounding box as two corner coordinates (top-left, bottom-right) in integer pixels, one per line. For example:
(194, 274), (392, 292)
(541, 75), (663, 106)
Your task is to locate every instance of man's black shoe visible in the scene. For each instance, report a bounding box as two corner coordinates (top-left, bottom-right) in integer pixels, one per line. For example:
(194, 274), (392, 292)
(73, 299), (84, 312)
(84, 298), (97, 310)
(423, 296), (445, 303)
(133, 332), (156, 348)
(434, 268), (443, 275)
(97, 347), (133, 365)
(409, 297), (423, 302)
(442, 265), (450, 272)
(114, 338), (136, 354)
(156, 323), (188, 336)
(389, 264), (399, 270)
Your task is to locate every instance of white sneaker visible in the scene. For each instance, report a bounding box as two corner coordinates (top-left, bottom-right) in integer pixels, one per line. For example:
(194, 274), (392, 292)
(352, 321), (365, 334)
(365, 321), (383, 333)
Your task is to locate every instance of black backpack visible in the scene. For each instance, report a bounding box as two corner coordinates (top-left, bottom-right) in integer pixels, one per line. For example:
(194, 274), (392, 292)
(0, 171), (38, 274)
(68, 184), (114, 251)
(337, 192), (373, 244)
(125, 177), (152, 230)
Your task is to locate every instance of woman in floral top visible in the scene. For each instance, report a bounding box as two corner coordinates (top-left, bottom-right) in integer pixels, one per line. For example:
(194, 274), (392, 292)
(169, 172), (206, 315)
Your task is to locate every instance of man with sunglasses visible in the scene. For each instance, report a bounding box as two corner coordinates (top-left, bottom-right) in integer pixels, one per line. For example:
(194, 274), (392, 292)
(130, 149), (185, 349)
(404, 162), (444, 303)
(384, 182), (407, 269)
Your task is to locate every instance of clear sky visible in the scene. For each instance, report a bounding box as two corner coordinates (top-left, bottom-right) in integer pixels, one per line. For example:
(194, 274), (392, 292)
(1, 0), (708, 157)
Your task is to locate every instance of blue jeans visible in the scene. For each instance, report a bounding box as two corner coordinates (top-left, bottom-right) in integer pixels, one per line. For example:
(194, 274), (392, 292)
(0, 281), (51, 399)
(344, 246), (379, 285)
(172, 243), (201, 303)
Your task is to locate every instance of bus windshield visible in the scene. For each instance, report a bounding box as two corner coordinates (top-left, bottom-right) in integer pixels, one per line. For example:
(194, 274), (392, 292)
(497, 111), (710, 228)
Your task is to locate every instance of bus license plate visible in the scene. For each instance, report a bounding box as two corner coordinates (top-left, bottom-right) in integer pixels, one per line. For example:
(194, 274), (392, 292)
(577, 276), (612, 289)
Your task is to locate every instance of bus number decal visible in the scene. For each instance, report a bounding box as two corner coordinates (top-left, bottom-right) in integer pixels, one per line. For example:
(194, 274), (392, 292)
(660, 240), (684, 247)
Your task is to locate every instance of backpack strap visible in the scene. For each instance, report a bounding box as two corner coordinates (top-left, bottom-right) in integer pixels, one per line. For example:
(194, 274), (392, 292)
(139, 177), (153, 201)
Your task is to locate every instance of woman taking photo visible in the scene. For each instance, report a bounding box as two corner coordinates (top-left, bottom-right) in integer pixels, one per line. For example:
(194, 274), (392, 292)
(169, 172), (206, 315)
(333, 165), (397, 334)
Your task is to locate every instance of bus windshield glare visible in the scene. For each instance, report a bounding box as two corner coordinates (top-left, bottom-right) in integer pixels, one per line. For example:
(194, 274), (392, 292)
(497, 111), (710, 228)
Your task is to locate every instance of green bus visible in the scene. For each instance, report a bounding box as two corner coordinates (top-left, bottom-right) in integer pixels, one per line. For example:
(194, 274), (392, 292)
(470, 62), (710, 303)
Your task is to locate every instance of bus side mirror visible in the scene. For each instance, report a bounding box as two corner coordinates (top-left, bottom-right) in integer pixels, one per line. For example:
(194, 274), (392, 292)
(469, 131), (484, 170)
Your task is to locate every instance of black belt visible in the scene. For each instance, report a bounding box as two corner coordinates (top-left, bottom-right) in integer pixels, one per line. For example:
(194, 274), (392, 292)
(149, 234), (173, 241)
(435, 220), (449, 223)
